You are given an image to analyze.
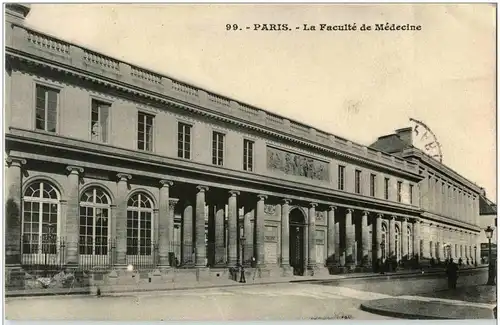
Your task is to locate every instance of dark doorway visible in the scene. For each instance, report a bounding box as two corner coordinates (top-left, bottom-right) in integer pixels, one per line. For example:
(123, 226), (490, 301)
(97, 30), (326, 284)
(289, 208), (306, 276)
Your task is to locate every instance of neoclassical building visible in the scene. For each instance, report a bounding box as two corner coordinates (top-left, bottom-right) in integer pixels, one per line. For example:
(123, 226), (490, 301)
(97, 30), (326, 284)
(4, 5), (484, 285)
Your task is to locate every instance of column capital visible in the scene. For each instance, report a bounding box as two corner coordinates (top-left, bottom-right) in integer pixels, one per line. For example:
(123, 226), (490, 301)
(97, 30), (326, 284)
(197, 185), (209, 193)
(257, 194), (267, 200)
(117, 173), (132, 182)
(169, 198), (179, 209)
(66, 165), (84, 175)
(160, 179), (173, 187)
(390, 215), (396, 220)
(329, 205), (337, 211)
(346, 208), (354, 214)
(362, 210), (369, 216)
(309, 202), (318, 208)
(229, 190), (241, 197)
(402, 217), (409, 222)
(5, 156), (26, 167)
(282, 198), (292, 205)
(377, 213), (384, 218)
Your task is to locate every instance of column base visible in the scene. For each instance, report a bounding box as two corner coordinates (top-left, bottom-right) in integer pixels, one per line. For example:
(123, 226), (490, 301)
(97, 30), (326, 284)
(280, 264), (293, 277)
(5, 264), (25, 290)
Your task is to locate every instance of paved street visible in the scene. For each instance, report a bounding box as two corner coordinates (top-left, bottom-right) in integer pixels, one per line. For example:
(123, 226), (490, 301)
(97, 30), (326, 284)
(6, 282), (395, 321)
(5, 269), (495, 321)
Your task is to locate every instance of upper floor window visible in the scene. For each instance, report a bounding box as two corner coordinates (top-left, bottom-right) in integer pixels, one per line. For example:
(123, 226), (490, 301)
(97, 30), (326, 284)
(338, 165), (345, 191)
(370, 174), (376, 197)
(91, 99), (110, 143)
(137, 112), (154, 151)
(397, 181), (403, 202)
(35, 84), (59, 133)
(355, 170), (362, 194)
(243, 139), (254, 172)
(409, 184), (414, 204)
(212, 131), (225, 166)
(177, 122), (192, 159)
(384, 178), (389, 200)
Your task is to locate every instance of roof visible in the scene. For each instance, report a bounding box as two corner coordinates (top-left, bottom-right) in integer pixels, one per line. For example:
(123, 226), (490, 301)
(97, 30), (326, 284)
(480, 194), (497, 216)
(369, 134), (412, 154)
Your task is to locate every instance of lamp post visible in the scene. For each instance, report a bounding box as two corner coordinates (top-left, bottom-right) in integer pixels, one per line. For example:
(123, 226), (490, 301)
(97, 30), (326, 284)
(474, 245), (477, 267)
(485, 226), (495, 285)
(239, 236), (246, 283)
(380, 242), (386, 274)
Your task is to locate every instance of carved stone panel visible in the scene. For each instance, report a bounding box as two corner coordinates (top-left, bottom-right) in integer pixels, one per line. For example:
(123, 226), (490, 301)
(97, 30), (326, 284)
(264, 204), (276, 216)
(267, 146), (329, 181)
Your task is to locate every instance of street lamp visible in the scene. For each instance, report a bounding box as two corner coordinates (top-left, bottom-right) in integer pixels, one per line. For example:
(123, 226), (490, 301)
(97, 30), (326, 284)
(239, 236), (246, 283)
(474, 245), (477, 267)
(485, 226), (495, 285)
(380, 242), (386, 274)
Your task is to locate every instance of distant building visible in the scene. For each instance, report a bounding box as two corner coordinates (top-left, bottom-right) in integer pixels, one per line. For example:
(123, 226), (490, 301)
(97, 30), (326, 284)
(477, 189), (497, 263)
(4, 4), (486, 288)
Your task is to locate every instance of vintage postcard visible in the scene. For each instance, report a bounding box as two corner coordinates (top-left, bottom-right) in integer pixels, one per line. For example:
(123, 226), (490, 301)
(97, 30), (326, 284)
(3, 2), (497, 322)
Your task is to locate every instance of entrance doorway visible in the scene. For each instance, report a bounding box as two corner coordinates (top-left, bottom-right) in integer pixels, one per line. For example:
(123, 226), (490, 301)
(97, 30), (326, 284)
(289, 208), (306, 276)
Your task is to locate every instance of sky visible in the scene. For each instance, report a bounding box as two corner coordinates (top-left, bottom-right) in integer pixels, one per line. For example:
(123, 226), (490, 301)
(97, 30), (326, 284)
(22, 3), (497, 201)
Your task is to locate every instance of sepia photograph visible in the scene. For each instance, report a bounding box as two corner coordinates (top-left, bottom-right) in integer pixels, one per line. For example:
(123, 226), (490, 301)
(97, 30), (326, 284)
(3, 2), (498, 322)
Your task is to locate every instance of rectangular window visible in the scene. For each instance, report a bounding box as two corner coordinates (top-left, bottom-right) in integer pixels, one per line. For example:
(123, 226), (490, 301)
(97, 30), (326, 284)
(137, 112), (154, 151)
(243, 139), (254, 171)
(397, 181), (403, 202)
(212, 131), (225, 166)
(409, 184), (414, 204)
(35, 84), (59, 133)
(355, 170), (362, 194)
(338, 166), (345, 191)
(384, 178), (389, 200)
(90, 99), (110, 143)
(370, 174), (376, 197)
(177, 122), (192, 159)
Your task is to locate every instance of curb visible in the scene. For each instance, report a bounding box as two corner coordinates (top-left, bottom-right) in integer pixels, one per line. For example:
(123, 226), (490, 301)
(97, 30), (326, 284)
(359, 300), (449, 320)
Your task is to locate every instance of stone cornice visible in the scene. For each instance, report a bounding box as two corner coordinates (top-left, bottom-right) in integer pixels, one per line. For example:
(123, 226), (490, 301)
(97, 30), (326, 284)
(6, 45), (422, 181)
(420, 211), (480, 233)
(6, 128), (422, 216)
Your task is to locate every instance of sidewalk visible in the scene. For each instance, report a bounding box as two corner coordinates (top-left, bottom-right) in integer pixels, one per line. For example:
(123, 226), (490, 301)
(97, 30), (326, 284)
(360, 284), (497, 320)
(5, 265), (485, 298)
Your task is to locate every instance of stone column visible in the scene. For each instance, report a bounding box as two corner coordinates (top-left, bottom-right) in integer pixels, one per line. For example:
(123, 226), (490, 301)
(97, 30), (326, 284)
(5, 157), (26, 266)
(281, 199), (292, 268)
(182, 201), (194, 265)
(413, 219), (421, 259)
(375, 214), (383, 260)
(244, 209), (254, 265)
(214, 202), (225, 266)
(345, 208), (355, 266)
(327, 205), (336, 267)
(401, 218), (408, 259)
(307, 203), (318, 274)
(227, 190), (240, 267)
(168, 198), (178, 265)
(195, 186), (209, 267)
(158, 180), (173, 267)
(255, 194), (267, 267)
(115, 173), (131, 266)
(361, 211), (369, 266)
(389, 216), (396, 259)
(65, 166), (84, 266)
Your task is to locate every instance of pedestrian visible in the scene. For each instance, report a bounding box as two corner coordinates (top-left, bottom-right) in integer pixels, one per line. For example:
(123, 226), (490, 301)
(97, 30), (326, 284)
(446, 258), (458, 289)
(239, 263), (246, 283)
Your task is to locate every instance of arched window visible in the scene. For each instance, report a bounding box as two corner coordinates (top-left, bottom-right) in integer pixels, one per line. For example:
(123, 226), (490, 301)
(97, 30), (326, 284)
(381, 223), (388, 260)
(127, 192), (154, 256)
(395, 225), (401, 260)
(22, 181), (60, 254)
(407, 226), (413, 257)
(79, 187), (110, 256)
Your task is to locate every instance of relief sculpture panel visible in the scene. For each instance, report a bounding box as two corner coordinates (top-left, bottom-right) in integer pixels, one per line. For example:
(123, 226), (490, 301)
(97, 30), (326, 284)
(267, 146), (329, 181)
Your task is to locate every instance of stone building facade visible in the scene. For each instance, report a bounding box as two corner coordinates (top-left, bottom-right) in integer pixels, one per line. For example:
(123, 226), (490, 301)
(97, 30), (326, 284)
(4, 5), (483, 285)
